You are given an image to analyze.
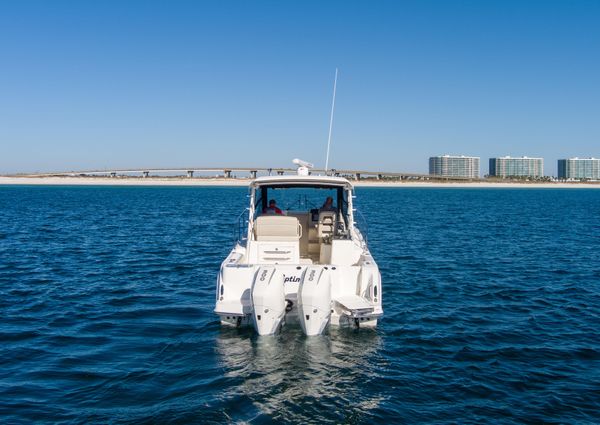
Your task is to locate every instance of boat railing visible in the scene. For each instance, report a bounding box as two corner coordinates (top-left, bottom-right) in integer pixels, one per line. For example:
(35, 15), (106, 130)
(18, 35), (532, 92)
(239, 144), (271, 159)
(353, 208), (369, 245)
(233, 208), (249, 246)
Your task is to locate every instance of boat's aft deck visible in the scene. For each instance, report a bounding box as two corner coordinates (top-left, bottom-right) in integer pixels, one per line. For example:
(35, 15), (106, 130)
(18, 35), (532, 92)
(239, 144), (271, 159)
(250, 210), (355, 265)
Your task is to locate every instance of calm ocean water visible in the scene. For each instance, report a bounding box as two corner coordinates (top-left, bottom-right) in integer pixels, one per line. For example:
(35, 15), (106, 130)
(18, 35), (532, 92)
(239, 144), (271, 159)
(1, 185), (599, 424)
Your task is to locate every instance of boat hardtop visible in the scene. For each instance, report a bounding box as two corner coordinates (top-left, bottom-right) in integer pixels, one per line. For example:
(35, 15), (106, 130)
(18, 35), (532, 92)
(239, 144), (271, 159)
(215, 164), (383, 336)
(250, 174), (354, 188)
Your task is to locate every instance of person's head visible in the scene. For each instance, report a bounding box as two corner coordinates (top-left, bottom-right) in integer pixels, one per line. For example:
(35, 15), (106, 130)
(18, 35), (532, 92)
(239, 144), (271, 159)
(324, 196), (333, 205)
(269, 199), (277, 207)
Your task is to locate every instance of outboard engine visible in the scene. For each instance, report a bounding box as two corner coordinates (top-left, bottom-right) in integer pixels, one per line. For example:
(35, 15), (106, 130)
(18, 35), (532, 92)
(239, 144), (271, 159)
(251, 266), (286, 335)
(298, 266), (331, 336)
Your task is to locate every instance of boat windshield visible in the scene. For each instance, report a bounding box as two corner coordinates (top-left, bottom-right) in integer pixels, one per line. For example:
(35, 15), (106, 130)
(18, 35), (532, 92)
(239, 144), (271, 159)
(253, 185), (349, 219)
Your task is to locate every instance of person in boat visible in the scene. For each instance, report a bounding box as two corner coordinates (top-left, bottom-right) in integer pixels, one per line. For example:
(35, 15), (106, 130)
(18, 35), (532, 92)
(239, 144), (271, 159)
(263, 199), (284, 215)
(320, 196), (336, 212)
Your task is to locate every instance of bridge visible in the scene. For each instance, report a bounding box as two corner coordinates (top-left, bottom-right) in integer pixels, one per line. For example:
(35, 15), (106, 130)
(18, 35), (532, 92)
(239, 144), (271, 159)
(13, 167), (473, 181)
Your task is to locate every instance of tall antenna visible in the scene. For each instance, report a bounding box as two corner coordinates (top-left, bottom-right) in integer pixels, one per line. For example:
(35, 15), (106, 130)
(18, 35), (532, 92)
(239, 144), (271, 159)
(325, 68), (338, 173)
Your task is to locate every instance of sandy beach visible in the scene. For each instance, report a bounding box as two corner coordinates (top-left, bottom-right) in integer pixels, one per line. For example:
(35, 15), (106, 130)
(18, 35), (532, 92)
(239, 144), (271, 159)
(1, 176), (600, 188)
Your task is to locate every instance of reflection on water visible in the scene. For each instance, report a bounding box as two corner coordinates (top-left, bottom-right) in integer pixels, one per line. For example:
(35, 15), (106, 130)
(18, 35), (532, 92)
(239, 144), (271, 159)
(215, 326), (385, 423)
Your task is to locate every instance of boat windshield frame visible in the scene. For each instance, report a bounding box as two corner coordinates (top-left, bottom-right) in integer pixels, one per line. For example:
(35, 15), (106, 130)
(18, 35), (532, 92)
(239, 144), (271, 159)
(247, 178), (356, 241)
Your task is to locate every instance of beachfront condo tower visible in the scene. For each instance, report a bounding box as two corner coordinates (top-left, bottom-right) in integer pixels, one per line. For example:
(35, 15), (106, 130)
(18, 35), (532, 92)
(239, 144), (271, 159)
(489, 156), (544, 178)
(557, 158), (600, 180)
(429, 155), (480, 178)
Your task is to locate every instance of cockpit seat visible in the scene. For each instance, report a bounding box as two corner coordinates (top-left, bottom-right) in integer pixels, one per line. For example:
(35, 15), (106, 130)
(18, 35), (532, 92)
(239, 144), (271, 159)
(252, 216), (302, 264)
(254, 215), (302, 241)
(318, 212), (336, 242)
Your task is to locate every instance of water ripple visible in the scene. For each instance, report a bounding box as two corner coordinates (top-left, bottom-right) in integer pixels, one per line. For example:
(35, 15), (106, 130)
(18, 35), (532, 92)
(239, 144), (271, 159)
(1, 186), (600, 423)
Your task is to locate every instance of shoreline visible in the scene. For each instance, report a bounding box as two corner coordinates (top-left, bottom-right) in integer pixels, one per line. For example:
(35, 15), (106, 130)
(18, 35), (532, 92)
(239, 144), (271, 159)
(1, 176), (600, 189)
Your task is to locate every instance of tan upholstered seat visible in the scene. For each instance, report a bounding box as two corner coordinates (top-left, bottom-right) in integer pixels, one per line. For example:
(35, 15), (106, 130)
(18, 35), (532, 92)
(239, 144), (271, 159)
(318, 212), (336, 241)
(254, 215), (302, 241)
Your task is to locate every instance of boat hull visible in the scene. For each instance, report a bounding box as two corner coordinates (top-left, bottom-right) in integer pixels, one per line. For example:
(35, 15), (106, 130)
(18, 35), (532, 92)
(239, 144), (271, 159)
(214, 249), (382, 335)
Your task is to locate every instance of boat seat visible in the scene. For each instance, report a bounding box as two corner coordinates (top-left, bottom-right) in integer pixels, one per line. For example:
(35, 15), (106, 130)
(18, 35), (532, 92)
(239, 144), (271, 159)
(252, 216), (302, 264)
(318, 212), (336, 242)
(254, 215), (302, 241)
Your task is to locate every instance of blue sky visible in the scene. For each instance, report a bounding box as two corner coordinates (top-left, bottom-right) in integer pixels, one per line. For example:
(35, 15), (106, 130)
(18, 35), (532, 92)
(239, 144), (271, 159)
(1, 0), (599, 175)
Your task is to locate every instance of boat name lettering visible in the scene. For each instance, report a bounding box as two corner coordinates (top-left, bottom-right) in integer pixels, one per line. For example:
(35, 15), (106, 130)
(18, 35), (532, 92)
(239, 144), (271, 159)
(284, 275), (300, 284)
(259, 270), (268, 281)
(308, 270), (316, 281)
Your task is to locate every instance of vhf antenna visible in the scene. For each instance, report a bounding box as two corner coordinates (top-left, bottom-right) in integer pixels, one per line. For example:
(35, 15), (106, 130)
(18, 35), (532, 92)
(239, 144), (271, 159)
(325, 68), (338, 173)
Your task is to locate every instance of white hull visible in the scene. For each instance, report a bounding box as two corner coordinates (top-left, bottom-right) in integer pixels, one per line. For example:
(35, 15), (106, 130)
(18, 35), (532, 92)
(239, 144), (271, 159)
(215, 245), (382, 335)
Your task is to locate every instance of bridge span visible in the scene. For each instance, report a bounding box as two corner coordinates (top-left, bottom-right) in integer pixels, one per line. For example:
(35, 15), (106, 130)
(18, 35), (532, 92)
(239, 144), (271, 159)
(14, 167), (471, 181)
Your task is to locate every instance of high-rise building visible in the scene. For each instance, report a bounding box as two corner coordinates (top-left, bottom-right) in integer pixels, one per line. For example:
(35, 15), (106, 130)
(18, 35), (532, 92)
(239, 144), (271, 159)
(489, 156), (544, 178)
(557, 158), (600, 180)
(429, 155), (480, 178)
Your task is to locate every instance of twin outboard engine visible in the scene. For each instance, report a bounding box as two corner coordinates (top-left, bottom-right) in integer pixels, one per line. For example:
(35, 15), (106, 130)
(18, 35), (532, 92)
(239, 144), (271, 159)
(298, 266), (332, 336)
(251, 267), (286, 335)
(251, 265), (333, 336)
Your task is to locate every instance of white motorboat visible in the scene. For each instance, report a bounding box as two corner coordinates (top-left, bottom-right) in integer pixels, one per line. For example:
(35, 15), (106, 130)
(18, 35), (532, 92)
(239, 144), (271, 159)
(214, 163), (383, 336)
